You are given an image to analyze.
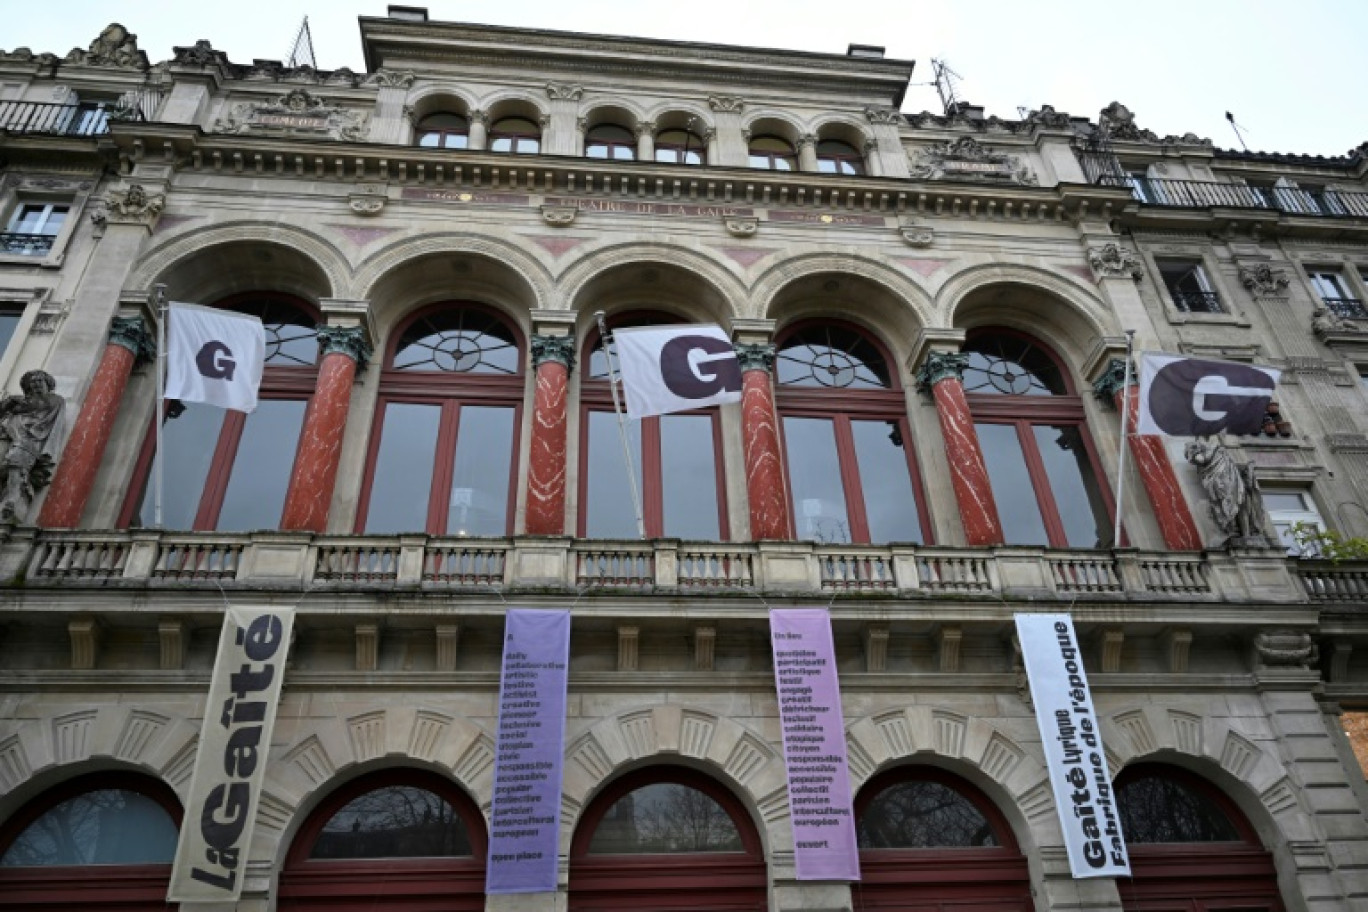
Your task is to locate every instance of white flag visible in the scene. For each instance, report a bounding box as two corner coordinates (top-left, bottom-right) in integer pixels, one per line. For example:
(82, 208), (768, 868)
(165, 303), (266, 413)
(613, 324), (742, 419)
(1136, 352), (1279, 437)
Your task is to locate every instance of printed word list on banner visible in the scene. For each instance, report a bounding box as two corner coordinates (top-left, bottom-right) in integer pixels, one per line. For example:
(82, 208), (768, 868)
(486, 609), (571, 894)
(1015, 613), (1129, 879)
(168, 605), (295, 902)
(770, 608), (860, 881)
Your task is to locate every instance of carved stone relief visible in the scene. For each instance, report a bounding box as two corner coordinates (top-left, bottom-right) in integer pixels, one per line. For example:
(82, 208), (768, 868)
(1087, 243), (1143, 280)
(1238, 263), (1290, 297)
(545, 82), (583, 101)
(907, 136), (1037, 185)
(214, 88), (369, 141)
(64, 23), (147, 69)
(541, 205), (577, 227)
(724, 217), (758, 238)
(707, 95), (745, 113)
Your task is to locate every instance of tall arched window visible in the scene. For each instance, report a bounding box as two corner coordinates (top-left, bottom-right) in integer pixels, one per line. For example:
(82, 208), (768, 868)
(579, 314), (729, 540)
(585, 123), (636, 160)
(816, 139), (865, 175)
(489, 116), (541, 154)
(122, 293), (319, 531)
(358, 304), (522, 536)
(570, 766), (766, 911)
(1116, 764), (1284, 911)
(655, 128), (705, 165)
(415, 111), (469, 148)
(279, 768), (486, 912)
(962, 330), (1115, 548)
(776, 321), (930, 544)
(853, 766), (1031, 911)
(0, 770), (181, 910)
(748, 135), (797, 170)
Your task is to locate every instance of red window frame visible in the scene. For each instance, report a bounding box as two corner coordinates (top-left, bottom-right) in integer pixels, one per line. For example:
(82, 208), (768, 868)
(654, 129), (705, 165)
(0, 770), (182, 911)
(816, 139), (866, 175)
(489, 116), (541, 154)
(119, 292), (319, 531)
(569, 765), (767, 912)
(585, 123), (637, 160)
(354, 301), (524, 536)
(415, 111), (470, 149)
(279, 767), (487, 912)
(775, 319), (933, 545)
(747, 135), (797, 170)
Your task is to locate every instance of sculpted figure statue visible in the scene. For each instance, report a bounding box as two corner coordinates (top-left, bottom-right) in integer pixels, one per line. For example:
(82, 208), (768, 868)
(1184, 438), (1265, 541)
(0, 370), (65, 523)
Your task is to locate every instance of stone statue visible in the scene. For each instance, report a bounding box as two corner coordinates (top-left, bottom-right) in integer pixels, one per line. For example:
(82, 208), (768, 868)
(0, 370), (65, 523)
(1184, 438), (1266, 542)
(1312, 305), (1357, 336)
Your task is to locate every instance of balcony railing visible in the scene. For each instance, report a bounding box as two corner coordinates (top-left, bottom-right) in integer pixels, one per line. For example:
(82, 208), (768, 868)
(1322, 296), (1368, 320)
(1170, 289), (1224, 314)
(0, 98), (154, 137)
(1100, 175), (1368, 219)
(0, 233), (55, 256)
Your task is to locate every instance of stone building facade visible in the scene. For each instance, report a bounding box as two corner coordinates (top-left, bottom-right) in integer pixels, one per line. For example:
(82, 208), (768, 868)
(1, 9), (1367, 911)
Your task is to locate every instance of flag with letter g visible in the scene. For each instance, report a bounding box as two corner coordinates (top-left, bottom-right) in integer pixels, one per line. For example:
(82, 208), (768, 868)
(164, 303), (266, 413)
(613, 324), (743, 419)
(1137, 352), (1280, 437)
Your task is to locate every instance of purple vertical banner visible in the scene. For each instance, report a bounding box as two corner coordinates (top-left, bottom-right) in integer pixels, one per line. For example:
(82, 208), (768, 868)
(770, 608), (860, 881)
(486, 609), (571, 894)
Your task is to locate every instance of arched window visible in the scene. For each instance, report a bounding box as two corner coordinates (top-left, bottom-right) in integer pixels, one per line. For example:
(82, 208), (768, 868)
(489, 116), (541, 154)
(776, 321), (930, 544)
(585, 123), (636, 160)
(655, 128), (705, 165)
(816, 139), (865, 175)
(279, 768), (486, 912)
(415, 111), (469, 149)
(853, 767), (1031, 911)
(0, 771), (181, 910)
(1116, 764), (1284, 911)
(579, 314), (729, 540)
(358, 304), (522, 536)
(962, 330), (1115, 548)
(570, 767), (766, 911)
(748, 135), (796, 170)
(122, 293), (319, 531)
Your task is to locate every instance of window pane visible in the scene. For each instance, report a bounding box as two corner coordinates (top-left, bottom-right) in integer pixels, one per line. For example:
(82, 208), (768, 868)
(588, 783), (742, 854)
(311, 785), (472, 859)
(858, 781), (998, 849)
(961, 336), (1065, 396)
(1032, 425), (1111, 548)
(851, 420), (923, 544)
(0, 789), (177, 866)
(365, 403), (441, 533)
(784, 416), (850, 544)
(216, 399), (307, 532)
(136, 404), (225, 529)
(447, 405), (514, 536)
(585, 410), (642, 538)
(976, 423), (1049, 546)
(0, 310), (21, 358)
(392, 310), (518, 374)
(1117, 775), (1240, 843)
(660, 414), (720, 540)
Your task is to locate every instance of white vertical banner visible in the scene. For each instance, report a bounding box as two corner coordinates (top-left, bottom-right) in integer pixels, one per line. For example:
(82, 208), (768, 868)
(1015, 613), (1129, 879)
(168, 605), (295, 902)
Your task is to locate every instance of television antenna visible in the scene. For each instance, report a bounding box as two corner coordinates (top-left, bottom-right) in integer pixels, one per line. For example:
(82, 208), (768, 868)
(1225, 111), (1250, 152)
(931, 58), (962, 115)
(286, 17), (316, 69)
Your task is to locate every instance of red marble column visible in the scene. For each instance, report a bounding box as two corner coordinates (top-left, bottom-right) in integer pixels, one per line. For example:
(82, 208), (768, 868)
(280, 326), (370, 532)
(39, 317), (153, 528)
(524, 335), (573, 535)
(736, 344), (791, 540)
(1111, 377), (1203, 551)
(918, 351), (1004, 546)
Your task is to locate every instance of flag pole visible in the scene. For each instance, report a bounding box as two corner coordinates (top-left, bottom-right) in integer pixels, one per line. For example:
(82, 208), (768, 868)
(594, 311), (647, 540)
(1112, 329), (1136, 549)
(152, 284), (168, 529)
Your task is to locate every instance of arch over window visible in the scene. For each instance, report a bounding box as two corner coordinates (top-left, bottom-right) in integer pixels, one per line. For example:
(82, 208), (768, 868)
(123, 292), (320, 532)
(1116, 764), (1284, 912)
(570, 766), (765, 911)
(853, 766), (1031, 911)
(586, 123), (636, 160)
(961, 328), (1114, 548)
(776, 320), (930, 545)
(489, 116), (540, 154)
(359, 303), (523, 536)
(816, 139), (865, 175)
(416, 111), (469, 149)
(0, 770), (181, 910)
(580, 312), (729, 540)
(655, 128), (705, 165)
(748, 135), (796, 171)
(280, 768), (486, 911)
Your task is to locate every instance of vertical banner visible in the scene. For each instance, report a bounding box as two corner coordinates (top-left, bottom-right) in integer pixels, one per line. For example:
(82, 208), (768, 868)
(1016, 613), (1130, 879)
(486, 609), (571, 894)
(770, 608), (860, 881)
(168, 605), (295, 902)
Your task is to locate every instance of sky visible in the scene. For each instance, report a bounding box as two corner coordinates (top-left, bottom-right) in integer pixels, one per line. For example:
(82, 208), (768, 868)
(6, 0), (1365, 157)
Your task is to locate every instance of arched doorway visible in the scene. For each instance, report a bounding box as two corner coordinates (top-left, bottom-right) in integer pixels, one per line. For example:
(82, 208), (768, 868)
(278, 767), (487, 911)
(852, 766), (1032, 911)
(1116, 763), (1284, 911)
(570, 766), (767, 911)
(0, 770), (181, 910)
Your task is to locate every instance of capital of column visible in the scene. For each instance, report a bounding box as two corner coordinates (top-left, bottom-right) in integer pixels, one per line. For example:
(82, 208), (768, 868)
(796, 133), (817, 150)
(1091, 357), (1132, 404)
(316, 324), (372, 369)
(634, 121), (656, 139)
(107, 316), (156, 364)
(734, 342), (776, 373)
(531, 333), (576, 371)
(469, 109), (489, 126)
(914, 350), (969, 392)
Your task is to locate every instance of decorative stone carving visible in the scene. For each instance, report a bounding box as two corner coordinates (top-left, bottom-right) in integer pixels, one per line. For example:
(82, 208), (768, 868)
(634, 121), (656, 138)
(104, 184), (165, 227)
(214, 88), (369, 141)
(915, 351), (969, 391)
(108, 316), (156, 363)
(530, 334), (576, 371)
(724, 216), (758, 238)
(907, 136), (1037, 185)
(316, 324), (371, 369)
(361, 68), (416, 88)
(171, 40), (229, 68)
(707, 95), (745, 113)
(65, 23), (147, 69)
(0, 370), (65, 523)
(1026, 105), (1071, 128)
(796, 133), (816, 150)
(1098, 101), (1212, 147)
(864, 107), (903, 125)
(1254, 630), (1318, 669)
(1238, 263), (1290, 297)
(1184, 439), (1269, 544)
(347, 189), (386, 217)
(540, 205), (577, 227)
(899, 225), (934, 248)
(469, 109), (489, 126)
(1312, 305), (1360, 336)
(1087, 243), (1143, 281)
(733, 343), (775, 373)
(545, 82), (583, 101)
(89, 208), (107, 238)
(1091, 358), (1131, 402)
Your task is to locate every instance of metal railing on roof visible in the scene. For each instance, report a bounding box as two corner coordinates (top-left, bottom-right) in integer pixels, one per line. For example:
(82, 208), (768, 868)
(1102, 174), (1368, 218)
